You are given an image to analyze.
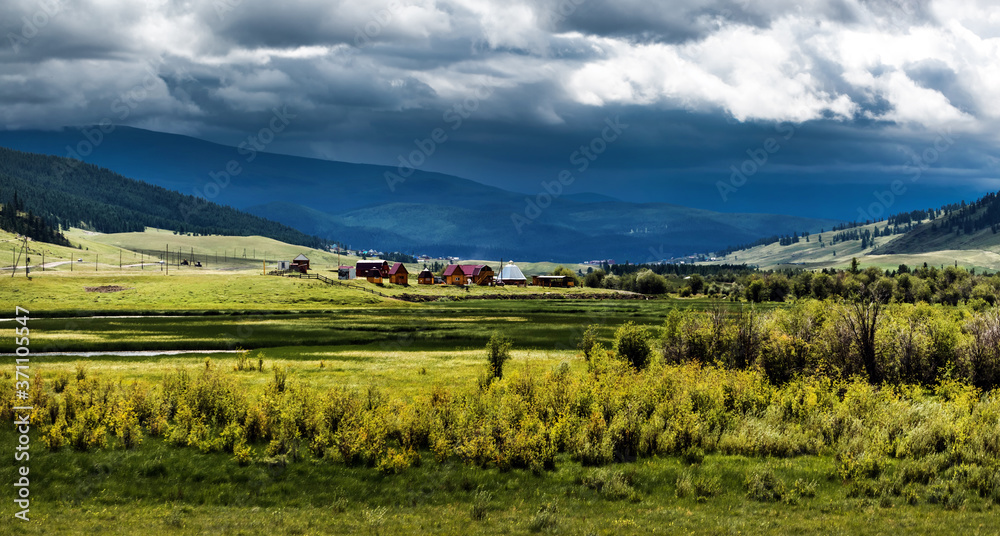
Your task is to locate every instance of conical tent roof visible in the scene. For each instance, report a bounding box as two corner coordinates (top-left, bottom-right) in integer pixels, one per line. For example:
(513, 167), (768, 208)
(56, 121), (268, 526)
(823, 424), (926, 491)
(501, 262), (526, 281)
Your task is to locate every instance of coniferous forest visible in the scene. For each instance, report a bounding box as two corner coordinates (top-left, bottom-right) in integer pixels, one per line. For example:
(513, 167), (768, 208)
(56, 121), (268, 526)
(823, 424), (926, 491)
(0, 147), (326, 248)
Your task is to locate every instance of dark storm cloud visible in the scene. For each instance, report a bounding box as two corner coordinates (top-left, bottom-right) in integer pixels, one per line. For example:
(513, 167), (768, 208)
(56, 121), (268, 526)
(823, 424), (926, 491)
(0, 0), (997, 221)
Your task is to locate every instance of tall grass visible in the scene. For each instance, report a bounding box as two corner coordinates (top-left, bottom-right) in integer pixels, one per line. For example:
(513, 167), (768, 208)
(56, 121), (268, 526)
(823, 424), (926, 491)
(5, 342), (1000, 502)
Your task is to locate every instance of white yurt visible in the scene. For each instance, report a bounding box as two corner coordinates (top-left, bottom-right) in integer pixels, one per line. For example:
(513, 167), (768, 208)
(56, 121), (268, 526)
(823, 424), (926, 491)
(500, 261), (527, 286)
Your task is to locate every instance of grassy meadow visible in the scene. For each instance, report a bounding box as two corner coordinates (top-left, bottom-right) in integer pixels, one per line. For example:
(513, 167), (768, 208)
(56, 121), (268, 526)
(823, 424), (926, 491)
(706, 219), (1000, 272)
(3, 233), (1000, 534)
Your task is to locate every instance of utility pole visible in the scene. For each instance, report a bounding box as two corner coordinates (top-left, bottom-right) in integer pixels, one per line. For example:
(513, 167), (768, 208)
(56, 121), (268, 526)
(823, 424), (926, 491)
(42, 251), (44, 272)
(166, 244), (169, 275)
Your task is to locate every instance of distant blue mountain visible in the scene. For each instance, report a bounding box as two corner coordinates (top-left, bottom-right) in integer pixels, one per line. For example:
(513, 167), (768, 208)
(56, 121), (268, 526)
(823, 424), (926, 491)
(0, 127), (838, 261)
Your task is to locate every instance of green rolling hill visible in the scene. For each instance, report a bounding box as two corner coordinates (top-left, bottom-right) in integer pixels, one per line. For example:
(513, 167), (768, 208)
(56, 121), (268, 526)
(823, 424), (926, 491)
(711, 191), (1000, 271)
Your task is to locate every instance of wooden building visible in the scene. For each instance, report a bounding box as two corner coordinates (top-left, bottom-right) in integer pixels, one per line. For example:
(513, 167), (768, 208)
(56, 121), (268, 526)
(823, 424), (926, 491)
(532, 275), (576, 288)
(465, 264), (495, 285)
(290, 254), (310, 273)
(356, 260), (389, 278)
(388, 263), (409, 285)
(417, 269), (434, 285)
(443, 264), (468, 285)
(443, 264), (495, 285)
(365, 269), (383, 284)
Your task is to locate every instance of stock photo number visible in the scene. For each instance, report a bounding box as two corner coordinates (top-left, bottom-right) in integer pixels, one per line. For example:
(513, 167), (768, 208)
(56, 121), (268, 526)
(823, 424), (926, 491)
(13, 306), (32, 521)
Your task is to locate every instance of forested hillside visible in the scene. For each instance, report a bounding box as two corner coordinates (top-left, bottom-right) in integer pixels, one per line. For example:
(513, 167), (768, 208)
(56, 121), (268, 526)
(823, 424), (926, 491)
(0, 147), (326, 248)
(0, 189), (70, 246)
(881, 193), (1000, 254)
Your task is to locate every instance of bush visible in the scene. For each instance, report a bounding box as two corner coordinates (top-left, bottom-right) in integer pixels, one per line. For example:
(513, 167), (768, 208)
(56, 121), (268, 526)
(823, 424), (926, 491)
(470, 490), (492, 521)
(583, 269), (606, 288)
(53, 374), (70, 393)
(485, 331), (513, 381)
(578, 325), (600, 361)
(234, 348), (253, 372)
(635, 269), (667, 295)
(682, 446), (705, 465)
(527, 501), (559, 533)
(693, 475), (722, 500)
(271, 365), (288, 392)
(582, 468), (637, 501)
(614, 322), (652, 370)
(675, 470), (693, 498)
(745, 466), (786, 502)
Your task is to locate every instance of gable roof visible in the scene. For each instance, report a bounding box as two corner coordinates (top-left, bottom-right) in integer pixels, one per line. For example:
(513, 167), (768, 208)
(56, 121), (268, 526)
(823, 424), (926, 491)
(389, 262), (407, 275)
(418, 269), (433, 277)
(293, 254), (309, 261)
(357, 260), (388, 270)
(459, 264), (492, 277)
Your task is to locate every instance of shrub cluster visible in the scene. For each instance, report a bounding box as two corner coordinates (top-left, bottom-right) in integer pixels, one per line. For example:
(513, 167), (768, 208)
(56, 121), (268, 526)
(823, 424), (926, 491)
(655, 301), (1000, 389)
(3, 339), (999, 490)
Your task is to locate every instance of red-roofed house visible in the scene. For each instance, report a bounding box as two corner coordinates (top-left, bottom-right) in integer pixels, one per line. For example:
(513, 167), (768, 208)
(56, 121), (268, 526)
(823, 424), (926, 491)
(365, 269), (383, 284)
(464, 264), (495, 285)
(444, 264), (495, 285)
(356, 260), (389, 278)
(443, 264), (468, 285)
(388, 263), (409, 285)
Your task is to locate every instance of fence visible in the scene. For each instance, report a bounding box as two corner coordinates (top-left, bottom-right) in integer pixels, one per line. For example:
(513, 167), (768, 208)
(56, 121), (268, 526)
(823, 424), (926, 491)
(269, 270), (391, 298)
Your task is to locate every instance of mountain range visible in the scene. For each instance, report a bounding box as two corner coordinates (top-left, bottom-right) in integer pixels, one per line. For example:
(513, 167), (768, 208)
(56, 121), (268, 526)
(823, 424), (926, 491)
(0, 127), (840, 261)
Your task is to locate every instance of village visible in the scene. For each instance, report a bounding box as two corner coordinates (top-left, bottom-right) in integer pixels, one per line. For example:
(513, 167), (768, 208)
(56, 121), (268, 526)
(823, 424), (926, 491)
(276, 254), (578, 288)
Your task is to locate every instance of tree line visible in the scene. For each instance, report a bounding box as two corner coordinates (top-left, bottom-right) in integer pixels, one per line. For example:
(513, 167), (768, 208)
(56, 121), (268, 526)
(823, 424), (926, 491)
(0, 147), (328, 249)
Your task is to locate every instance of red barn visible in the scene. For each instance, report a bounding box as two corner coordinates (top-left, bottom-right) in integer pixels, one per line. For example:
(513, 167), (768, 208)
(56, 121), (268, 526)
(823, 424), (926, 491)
(356, 260), (389, 278)
(290, 254), (310, 273)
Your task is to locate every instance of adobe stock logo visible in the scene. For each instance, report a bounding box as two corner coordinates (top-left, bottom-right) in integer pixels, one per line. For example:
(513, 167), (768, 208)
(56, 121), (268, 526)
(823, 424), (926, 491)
(855, 129), (956, 222)
(384, 79), (497, 192)
(510, 116), (628, 233)
(6, 0), (68, 53)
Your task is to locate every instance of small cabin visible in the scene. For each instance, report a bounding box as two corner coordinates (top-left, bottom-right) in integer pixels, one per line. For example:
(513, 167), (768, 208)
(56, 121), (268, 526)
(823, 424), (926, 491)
(357, 260), (390, 278)
(417, 269), (434, 285)
(443, 264), (468, 285)
(290, 254), (310, 274)
(366, 269), (383, 284)
(389, 263), (409, 285)
(532, 275), (576, 288)
(278, 260), (290, 270)
(338, 265), (356, 280)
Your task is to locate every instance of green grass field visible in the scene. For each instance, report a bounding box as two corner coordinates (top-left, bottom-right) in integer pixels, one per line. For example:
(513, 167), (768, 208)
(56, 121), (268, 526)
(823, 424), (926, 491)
(5, 428), (996, 535)
(3, 231), (998, 535)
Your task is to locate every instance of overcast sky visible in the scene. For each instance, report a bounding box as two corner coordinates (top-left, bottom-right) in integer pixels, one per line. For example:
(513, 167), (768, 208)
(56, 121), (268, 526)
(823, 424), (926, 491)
(2, 0), (999, 218)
